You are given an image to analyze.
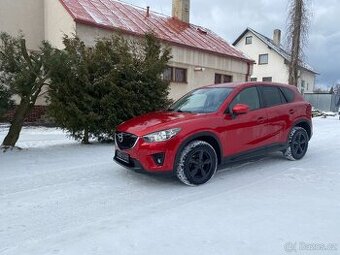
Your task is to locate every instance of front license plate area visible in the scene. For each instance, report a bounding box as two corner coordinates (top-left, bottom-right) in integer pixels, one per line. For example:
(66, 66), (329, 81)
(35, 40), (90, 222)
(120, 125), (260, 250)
(116, 150), (130, 163)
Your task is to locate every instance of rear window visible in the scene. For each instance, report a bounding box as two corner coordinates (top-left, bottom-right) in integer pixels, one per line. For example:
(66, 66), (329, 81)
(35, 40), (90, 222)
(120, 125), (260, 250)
(280, 87), (295, 103)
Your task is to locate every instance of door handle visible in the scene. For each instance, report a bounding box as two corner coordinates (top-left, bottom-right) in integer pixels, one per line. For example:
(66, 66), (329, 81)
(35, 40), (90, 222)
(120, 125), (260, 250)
(289, 109), (295, 114)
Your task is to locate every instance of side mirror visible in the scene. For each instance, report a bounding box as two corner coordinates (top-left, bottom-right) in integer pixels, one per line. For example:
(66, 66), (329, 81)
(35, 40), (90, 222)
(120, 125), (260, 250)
(232, 104), (250, 115)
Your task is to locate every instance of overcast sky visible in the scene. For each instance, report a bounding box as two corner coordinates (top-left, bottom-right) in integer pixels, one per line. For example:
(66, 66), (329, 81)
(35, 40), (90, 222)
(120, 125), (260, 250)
(126, 0), (339, 88)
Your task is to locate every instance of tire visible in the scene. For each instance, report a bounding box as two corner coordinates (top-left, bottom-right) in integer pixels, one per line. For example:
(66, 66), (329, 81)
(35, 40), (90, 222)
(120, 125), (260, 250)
(175, 140), (218, 186)
(283, 127), (309, 161)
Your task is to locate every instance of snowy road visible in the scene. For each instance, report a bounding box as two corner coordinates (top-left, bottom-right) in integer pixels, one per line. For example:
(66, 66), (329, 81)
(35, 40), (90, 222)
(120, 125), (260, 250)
(0, 118), (339, 255)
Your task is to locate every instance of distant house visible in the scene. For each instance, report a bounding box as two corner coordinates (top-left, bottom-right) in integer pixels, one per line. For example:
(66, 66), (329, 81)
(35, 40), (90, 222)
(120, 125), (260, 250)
(233, 27), (317, 93)
(0, 0), (253, 109)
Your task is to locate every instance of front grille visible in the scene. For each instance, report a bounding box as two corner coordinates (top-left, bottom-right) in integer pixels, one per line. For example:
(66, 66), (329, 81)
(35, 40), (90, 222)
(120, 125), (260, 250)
(115, 132), (138, 150)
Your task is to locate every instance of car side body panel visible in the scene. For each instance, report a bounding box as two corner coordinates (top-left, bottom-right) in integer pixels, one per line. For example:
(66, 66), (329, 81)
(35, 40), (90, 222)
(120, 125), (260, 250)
(222, 110), (269, 156)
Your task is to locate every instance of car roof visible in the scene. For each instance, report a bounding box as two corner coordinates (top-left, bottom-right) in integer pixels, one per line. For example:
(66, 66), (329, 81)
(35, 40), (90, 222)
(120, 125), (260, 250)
(206, 82), (295, 90)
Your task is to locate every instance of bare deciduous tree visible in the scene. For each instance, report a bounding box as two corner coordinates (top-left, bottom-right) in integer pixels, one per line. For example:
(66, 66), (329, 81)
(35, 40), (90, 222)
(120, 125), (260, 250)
(287, 0), (311, 86)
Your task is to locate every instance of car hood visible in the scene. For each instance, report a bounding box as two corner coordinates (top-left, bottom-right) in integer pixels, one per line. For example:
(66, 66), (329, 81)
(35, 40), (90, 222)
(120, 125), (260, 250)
(117, 111), (202, 136)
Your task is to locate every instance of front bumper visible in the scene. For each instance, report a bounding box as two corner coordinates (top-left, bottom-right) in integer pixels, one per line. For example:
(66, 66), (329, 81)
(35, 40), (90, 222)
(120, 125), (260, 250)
(113, 153), (147, 173)
(113, 135), (180, 173)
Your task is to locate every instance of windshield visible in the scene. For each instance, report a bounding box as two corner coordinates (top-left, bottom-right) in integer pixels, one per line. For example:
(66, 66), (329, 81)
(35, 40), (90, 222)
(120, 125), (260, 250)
(168, 87), (233, 113)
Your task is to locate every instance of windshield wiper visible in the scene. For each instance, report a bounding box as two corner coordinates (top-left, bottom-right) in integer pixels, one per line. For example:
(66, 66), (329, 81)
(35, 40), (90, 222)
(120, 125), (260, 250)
(166, 108), (193, 113)
(176, 110), (193, 113)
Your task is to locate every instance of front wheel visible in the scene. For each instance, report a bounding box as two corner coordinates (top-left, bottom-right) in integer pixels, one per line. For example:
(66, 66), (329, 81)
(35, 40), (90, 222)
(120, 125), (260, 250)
(283, 127), (309, 161)
(175, 141), (218, 186)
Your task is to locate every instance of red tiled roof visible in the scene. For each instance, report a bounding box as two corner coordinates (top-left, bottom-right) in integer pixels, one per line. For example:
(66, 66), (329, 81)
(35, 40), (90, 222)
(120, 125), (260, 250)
(59, 0), (253, 63)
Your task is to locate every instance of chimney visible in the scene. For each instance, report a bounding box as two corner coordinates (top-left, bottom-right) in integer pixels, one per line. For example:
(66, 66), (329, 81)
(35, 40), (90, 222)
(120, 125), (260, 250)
(273, 29), (281, 46)
(172, 0), (190, 23)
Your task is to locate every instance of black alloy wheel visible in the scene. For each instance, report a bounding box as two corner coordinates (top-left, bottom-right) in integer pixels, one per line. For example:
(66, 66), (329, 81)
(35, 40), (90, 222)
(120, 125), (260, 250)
(186, 150), (214, 183)
(176, 141), (218, 186)
(291, 131), (308, 158)
(283, 127), (309, 160)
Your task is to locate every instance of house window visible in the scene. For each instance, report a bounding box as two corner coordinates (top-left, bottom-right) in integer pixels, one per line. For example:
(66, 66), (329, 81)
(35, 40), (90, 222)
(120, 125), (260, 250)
(215, 73), (233, 84)
(262, 77), (272, 82)
(259, 54), (269, 65)
(163, 66), (173, 81)
(250, 77), (257, 82)
(174, 68), (187, 83)
(245, 36), (252, 45)
(162, 66), (187, 83)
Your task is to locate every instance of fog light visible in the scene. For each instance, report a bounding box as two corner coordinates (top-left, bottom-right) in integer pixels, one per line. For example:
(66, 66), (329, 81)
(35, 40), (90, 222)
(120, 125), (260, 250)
(152, 153), (165, 166)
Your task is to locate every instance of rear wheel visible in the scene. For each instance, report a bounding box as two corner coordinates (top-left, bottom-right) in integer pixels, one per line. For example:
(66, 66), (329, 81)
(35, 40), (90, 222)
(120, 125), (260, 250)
(283, 127), (309, 161)
(175, 141), (218, 186)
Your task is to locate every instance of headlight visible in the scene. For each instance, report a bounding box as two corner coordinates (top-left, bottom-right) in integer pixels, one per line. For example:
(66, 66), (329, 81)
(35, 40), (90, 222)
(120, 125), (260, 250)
(143, 128), (181, 143)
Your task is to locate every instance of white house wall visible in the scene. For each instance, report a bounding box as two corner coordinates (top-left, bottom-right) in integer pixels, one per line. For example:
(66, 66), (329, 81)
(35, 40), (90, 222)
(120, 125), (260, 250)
(298, 69), (315, 93)
(235, 30), (316, 93)
(235, 31), (288, 83)
(76, 24), (250, 100)
(0, 0), (45, 50)
(44, 0), (76, 49)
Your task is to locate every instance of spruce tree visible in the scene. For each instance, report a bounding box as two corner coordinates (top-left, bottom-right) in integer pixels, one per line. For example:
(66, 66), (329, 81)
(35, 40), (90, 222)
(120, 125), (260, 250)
(48, 33), (172, 142)
(137, 33), (172, 112)
(47, 36), (100, 144)
(94, 34), (172, 138)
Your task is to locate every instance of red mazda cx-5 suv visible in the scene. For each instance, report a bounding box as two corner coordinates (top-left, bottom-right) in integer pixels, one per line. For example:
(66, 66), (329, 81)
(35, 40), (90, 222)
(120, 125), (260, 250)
(114, 82), (312, 186)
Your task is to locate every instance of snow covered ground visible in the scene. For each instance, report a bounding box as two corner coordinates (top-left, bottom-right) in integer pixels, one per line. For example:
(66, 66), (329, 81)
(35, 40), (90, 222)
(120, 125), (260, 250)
(0, 118), (339, 255)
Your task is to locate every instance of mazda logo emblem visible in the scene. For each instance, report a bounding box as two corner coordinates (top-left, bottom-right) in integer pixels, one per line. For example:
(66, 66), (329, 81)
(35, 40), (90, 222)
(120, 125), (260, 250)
(117, 133), (124, 143)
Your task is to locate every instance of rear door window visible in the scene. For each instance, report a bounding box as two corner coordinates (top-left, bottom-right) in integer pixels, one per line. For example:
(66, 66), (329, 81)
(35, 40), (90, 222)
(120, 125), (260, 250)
(280, 87), (295, 103)
(260, 86), (286, 107)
